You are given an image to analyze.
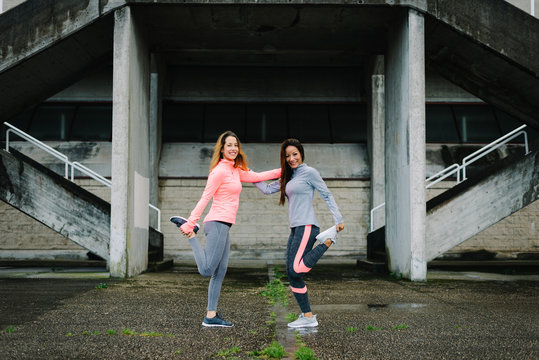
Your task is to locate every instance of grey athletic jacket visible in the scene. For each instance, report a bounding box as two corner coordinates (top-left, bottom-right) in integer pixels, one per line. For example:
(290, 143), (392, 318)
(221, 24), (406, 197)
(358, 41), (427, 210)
(254, 163), (343, 228)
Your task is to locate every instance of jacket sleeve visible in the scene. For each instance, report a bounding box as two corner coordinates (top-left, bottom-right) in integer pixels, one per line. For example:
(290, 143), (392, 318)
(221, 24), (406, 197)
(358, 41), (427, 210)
(180, 167), (225, 233)
(307, 167), (344, 225)
(253, 180), (281, 195)
(238, 168), (281, 183)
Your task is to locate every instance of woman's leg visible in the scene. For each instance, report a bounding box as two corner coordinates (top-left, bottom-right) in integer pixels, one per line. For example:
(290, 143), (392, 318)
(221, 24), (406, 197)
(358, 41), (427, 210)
(188, 221), (231, 312)
(286, 225), (328, 314)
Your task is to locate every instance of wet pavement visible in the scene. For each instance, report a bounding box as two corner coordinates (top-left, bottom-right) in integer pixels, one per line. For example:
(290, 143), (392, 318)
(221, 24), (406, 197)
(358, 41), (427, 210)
(0, 262), (538, 359)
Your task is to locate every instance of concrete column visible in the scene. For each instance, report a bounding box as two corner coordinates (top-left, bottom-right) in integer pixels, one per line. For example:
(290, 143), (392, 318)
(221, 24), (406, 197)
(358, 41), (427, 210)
(110, 7), (150, 278)
(367, 58), (385, 231)
(149, 54), (164, 229)
(384, 9), (426, 281)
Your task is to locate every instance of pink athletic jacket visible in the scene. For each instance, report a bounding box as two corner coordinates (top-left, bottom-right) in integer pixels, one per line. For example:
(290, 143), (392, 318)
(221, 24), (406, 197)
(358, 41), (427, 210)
(180, 159), (281, 233)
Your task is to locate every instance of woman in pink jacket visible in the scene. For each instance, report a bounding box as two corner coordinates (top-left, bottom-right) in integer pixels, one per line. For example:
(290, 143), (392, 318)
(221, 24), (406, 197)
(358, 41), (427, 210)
(171, 130), (280, 328)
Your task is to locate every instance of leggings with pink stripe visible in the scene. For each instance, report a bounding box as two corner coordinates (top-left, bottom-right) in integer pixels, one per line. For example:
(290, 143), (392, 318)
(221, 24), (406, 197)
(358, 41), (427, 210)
(286, 225), (328, 314)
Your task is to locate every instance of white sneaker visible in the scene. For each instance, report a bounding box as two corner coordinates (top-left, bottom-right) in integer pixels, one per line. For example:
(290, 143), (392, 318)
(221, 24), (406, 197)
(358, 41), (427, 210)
(288, 313), (318, 328)
(316, 225), (338, 245)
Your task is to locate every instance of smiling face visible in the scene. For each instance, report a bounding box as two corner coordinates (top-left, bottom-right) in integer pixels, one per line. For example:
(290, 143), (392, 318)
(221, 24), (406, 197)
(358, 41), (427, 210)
(221, 135), (239, 161)
(285, 145), (303, 169)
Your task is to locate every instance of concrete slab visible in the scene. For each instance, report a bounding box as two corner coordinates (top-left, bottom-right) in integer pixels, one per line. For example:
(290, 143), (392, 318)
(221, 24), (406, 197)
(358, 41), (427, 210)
(0, 263), (537, 359)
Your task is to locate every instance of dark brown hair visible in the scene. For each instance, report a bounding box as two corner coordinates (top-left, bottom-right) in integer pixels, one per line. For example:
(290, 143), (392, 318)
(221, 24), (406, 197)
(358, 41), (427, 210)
(279, 138), (305, 206)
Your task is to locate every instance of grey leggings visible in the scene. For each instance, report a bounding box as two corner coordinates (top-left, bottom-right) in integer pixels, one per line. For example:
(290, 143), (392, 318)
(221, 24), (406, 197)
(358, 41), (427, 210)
(188, 221), (231, 312)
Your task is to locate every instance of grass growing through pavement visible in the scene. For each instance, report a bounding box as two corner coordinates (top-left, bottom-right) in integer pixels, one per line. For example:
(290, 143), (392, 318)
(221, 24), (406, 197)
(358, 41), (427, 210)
(214, 346), (241, 357)
(4, 326), (14, 333)
(260, 267), (289, 306)
(293, 332), (319, 360)
(286, 312), (298, 322)
(249, 341), (287, 359)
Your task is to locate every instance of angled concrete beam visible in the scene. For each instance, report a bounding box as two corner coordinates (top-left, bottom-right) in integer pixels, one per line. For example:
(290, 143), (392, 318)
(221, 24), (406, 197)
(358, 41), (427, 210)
(0, 149), (110, 260)
(425, 148), (539, 262)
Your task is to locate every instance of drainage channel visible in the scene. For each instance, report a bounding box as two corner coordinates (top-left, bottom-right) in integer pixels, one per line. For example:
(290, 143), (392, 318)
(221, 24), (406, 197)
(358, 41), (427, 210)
(267, 263), (300, 360)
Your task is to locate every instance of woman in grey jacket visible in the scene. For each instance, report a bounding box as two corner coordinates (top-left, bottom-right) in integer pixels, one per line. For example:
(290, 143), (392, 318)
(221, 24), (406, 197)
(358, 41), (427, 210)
(255, 138), (344, 328)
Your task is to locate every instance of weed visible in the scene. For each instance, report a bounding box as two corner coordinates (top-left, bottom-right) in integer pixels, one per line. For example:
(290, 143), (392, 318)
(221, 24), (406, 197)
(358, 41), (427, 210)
(273, 266), (286, 280)
(389, 272), (403, 280)
(140, 331), (164, 337)
(260, 279), (289, 306)
(121, 328), (137, 336)
(248, 329), (258, 335)
(286, 313), (298, 322)
(214, 346), (241, 357)
(260, 268), (289, 306)
(95, 283), (108, 289)
(393, 324), (408, 330)
(4, 326), (14, 333)
(92, 331), (100, 336)
(107, 329), (116, 335)
(260, 341), (286, 359)
(65, 332), (73, 336)
(166, 333), (176, 337)
(293, 345), (318, 360)
(82, 331), (90, 335)
(366, 325), (382, 331)
(346, 326), (357, 333)
(174, 349), (182, 355)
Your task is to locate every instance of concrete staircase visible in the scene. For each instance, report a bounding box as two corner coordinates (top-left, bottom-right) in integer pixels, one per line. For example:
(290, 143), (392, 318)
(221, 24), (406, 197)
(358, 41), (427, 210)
(0, 147), (164, 264)
(366, 141), (539, 266)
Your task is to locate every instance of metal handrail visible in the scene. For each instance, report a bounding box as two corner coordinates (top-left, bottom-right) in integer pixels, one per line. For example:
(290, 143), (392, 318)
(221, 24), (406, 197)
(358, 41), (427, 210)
(461, 124), (528, 181)
(425, 163), (460, 189)
(369, 124), (529, 232)
(370, 202), (386, 233)
(4, 122), (161, 232)
(5, 122), (70, 178)
(71, 161), (112, 187)
(148, 204), (161, 232)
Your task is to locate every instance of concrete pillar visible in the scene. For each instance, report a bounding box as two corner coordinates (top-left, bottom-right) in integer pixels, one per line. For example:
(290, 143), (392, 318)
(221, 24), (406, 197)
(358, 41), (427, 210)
(149, 54), (164, 229)
(384, 9), (426, 281)
(110, 7), (150, 278)
(367, 56), (385, 232)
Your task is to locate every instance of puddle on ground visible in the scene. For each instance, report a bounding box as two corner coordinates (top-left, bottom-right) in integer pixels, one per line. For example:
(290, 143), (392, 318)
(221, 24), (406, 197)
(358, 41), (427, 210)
(312, 303), (427, 312)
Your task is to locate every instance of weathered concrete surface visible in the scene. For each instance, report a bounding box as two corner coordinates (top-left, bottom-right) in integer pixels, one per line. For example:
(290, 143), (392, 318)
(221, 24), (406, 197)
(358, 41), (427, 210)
(1, 0), (537, 128)
(0, 263), (537, 359)
(385, 9), (426, 281)
(0, 148), (110, 260)
(110, 6), (151, 278)
(424, 0), (539, 129)
(0, 0), (115, 123)
(425, 147), (539, 261)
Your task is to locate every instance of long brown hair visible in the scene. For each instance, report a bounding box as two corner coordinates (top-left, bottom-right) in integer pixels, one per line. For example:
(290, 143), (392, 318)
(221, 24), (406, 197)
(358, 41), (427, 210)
(279, 138), (305, 206)
(209, 131), (249, 171)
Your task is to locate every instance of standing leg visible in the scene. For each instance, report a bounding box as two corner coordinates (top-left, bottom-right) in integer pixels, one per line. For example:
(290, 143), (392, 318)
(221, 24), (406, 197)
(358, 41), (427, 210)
(187, 221), (233, 326)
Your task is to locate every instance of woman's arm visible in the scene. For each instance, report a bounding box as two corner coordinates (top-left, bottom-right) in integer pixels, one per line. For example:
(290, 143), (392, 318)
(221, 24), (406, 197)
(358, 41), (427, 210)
(308, 167), (344, 226)
(253, 180), (281, 195)
(239, 168), (281, 183)
(180, 167), (225, 233)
